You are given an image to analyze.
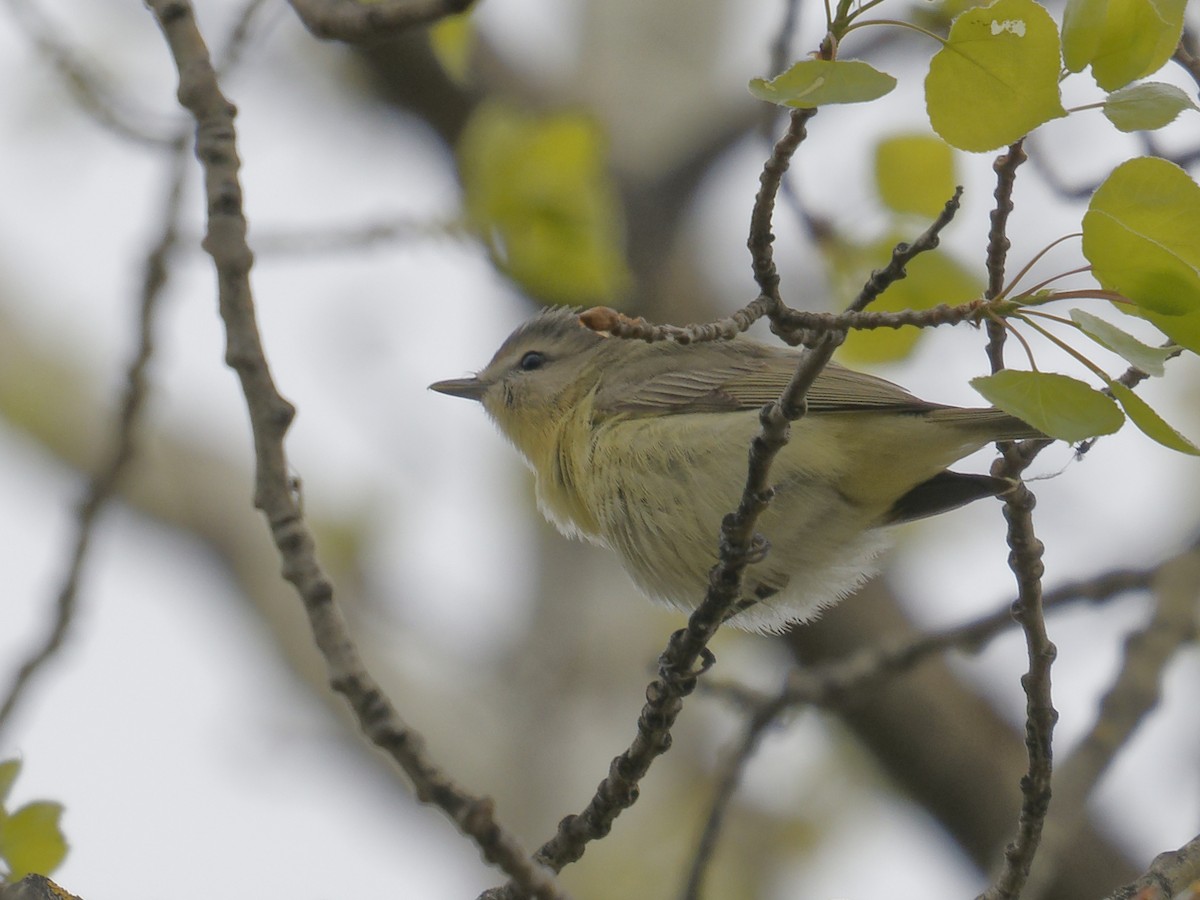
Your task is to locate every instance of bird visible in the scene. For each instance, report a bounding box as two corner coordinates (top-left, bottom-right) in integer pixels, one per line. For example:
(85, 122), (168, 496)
(431, 306), (1042, 632)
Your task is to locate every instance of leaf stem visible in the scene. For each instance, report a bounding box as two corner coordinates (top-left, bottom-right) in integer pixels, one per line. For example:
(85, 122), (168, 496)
(1039, 288), (1133, 305)
(841, 17), (948, 44)
(1009, 265), (1092, 301)
(1014, 312), (1114, 382)
(1019, 309), (1078, 328)
(1000, 233), (1083, 298)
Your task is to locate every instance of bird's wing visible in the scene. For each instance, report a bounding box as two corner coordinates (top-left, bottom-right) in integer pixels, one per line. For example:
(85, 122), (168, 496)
(595, 346), (941, 417)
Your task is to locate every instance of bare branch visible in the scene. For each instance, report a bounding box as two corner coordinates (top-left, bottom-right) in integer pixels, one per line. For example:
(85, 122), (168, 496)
(488, 156), (969, 900)
(984, 139), (1027, 374)
(577, 297), (774, 343)
(687, 560), (1159, 900)
(483, 94), (830, 900)
(1027, 543), (1200, 897)
(749, 107), (818, 315)
(0, 0), (177, 147)
(979, 479), (1056, 899)
(678, 678), (792, 900)
(774, 188), (967, 345)
(0, 0), (284, 738)
(141, 2), (563, 896)
(581, 188), (970, 349)
(0, 140), (186, 738)
(1102, 832), (1200, 900)
(286, 0), (475, 43)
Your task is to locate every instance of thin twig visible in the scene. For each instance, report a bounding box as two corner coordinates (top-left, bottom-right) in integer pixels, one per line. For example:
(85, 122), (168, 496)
(978, 142), (1059, 900)
(750, 108), (818, 313)
(775, 187), (966, 344)
(678, 681), (793, 900)
(578, 297), (775, 344)
(0, 141), (186, 738)
(1102, 831), (1200, 900)
(1026, 543), (1200, 898)
(484, 98), (832, 900)
(704, 563), (1157, 714)
(142, 3), (564, 897)
(984, 140), (1027, 375)
(576, 294), (998, 348)
(854, 189), (963, 314)
(562, 193), (967, 900)
(0, 0), (177, 147)
(0, 0), (276, 742)
(978, 474), (1056, 900)
(686, 561), (1160, 900)
(580, 190), (973, 349)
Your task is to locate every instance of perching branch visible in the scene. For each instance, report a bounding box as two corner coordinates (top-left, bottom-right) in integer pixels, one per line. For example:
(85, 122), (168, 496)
(502, 167), (966, 900)
(480, 99), (831, 900)
(141, 2), (564, 897)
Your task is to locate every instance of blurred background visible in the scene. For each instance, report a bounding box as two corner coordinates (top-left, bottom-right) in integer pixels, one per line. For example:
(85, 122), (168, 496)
(0, 0), (1198, 897)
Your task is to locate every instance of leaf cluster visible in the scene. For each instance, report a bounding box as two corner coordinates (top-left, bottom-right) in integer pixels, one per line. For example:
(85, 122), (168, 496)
(746, 0), (1199, 452)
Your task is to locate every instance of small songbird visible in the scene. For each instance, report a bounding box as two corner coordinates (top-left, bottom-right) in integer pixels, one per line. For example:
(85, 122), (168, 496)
(431, 306), (1042, 632)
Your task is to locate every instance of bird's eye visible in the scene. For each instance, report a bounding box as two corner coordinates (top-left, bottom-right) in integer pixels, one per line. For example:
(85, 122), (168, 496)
(518, 351), (546, 372)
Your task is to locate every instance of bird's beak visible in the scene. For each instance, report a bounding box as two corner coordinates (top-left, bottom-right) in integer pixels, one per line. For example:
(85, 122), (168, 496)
(429, 376), (487, 401)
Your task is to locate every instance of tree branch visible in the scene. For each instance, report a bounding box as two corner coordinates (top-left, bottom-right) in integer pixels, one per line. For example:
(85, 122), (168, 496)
(1103, 832), (1200, 900)
(979, 478), (1056, 899)
(1026, 541), (1200, 897)
(687, 561), (1159, 900)
(141, 3), (563, 896)
(984, 139), (1027, 374)
(0, 139), (186, 738)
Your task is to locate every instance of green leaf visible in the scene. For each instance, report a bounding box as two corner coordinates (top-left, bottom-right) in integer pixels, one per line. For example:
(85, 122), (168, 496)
(1068, 308), (1175, 375)
(429, 12), (475, 85)
(749, 60), (897, 108)
(874, 134), (958, 217)
(1063, 0), (1187, 90)
(1108, 381), (1200, 454)
(970, 370), (1124, 441)
(925, 0), (1067, 152)
(1102, 82), (1198, 132)
(1083, 157), (1200, 316)
(1062, 0), (1108, 72)
(0, 760), (19, 807)
(458, 102), (631, 304)
(831, 235), (983, 363)
(0, 801), (68, 879)
(1139, 308), (1200, 355)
